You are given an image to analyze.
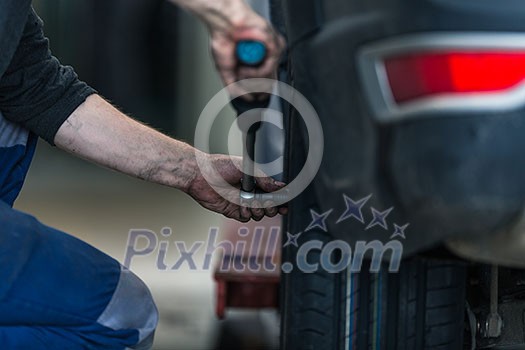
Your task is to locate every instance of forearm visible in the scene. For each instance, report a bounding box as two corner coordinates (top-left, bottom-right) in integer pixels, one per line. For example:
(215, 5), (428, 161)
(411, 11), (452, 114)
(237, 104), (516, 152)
(54, 94), (198, 192)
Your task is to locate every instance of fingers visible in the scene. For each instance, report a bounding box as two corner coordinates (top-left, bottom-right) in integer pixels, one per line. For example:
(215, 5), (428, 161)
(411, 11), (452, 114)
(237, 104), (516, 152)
(224, 198), (283, 222)
(248, 201), (265, 221)
(211, 32), (254, 99)
(263, 201), (278, 217)
(255, 174), (286, 193)
(239, 205), (253, 222)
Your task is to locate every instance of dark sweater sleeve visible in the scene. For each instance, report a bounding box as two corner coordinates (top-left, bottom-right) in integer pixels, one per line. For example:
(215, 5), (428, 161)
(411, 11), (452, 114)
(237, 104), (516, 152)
(0, 8), (96, 145)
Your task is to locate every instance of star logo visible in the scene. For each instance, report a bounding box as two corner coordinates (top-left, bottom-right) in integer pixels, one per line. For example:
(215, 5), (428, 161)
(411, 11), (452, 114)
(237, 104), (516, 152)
(365, 207), (393, 230)
(305, 209), (333, 232)
(390, 223), (409, 239)
(283, 232), (302, 248)
(336, 194), (372, 224)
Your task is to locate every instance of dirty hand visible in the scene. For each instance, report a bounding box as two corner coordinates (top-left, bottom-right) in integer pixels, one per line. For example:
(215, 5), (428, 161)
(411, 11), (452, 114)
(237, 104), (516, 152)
(207, 1), (285, 97)
(186, 152), (287, 222)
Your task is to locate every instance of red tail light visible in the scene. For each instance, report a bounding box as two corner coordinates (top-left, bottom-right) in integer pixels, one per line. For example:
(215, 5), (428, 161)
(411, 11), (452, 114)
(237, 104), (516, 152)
(385, 52), (525, 103)
(358, 34), (525, 122)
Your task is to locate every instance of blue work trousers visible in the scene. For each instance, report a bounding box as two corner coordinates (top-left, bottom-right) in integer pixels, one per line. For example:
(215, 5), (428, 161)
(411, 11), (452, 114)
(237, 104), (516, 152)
(0, 113), (158, 349)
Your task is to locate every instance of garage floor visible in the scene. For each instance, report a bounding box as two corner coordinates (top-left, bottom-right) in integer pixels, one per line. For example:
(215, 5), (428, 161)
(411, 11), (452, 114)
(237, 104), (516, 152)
(15, 141), (224, 349)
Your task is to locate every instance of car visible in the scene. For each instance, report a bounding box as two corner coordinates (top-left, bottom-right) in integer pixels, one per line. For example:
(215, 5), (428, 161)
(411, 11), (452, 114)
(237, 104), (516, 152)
(273, 0), (525, 349)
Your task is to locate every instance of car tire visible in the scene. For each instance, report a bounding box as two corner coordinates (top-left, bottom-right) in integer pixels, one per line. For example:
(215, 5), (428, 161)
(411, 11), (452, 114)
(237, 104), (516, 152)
(281, 245), (467, 350)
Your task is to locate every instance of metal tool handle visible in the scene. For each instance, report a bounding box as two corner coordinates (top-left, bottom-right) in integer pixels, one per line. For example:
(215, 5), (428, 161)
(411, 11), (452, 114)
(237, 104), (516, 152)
(234, 40), (288, 205)
(240, 190), (290, 204)
(232, 41), (271, 195)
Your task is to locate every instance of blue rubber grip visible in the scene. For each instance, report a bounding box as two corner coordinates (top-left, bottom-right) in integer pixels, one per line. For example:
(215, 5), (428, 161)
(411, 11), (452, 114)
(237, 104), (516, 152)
(236, 40), (267, 66)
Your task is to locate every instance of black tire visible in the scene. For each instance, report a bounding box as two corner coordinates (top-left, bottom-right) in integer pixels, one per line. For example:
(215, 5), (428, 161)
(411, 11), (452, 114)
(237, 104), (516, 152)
(280, 228), (346, 350)
(281, 250), (467, 350)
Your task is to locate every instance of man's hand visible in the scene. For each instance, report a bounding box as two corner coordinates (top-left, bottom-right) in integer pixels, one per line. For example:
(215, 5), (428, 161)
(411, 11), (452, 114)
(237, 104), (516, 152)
(170, 0), (285, 94)
(209, 8), (285, 96)
(187, 152), (287, 222)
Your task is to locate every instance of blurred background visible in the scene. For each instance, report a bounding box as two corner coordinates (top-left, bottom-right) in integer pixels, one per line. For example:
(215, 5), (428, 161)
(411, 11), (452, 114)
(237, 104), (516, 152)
(14, 1), (278, 349)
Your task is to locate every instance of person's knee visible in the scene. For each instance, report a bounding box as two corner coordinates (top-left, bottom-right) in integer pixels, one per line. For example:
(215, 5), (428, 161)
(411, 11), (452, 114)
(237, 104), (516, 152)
(97, 268), (159, 349)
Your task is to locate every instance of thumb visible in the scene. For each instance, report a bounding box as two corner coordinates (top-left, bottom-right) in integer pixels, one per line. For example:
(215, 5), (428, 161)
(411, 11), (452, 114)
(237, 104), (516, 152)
(255, 170), (286, 192)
